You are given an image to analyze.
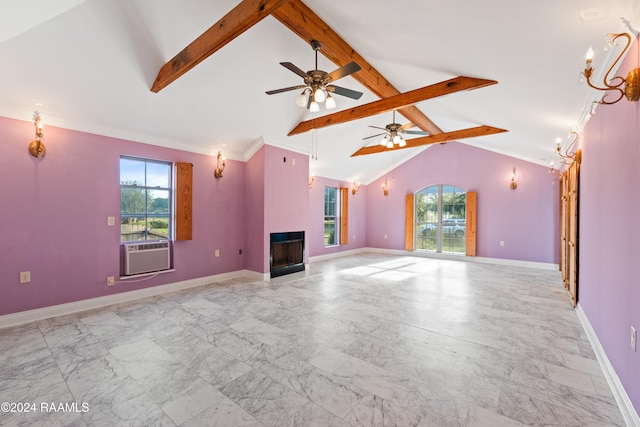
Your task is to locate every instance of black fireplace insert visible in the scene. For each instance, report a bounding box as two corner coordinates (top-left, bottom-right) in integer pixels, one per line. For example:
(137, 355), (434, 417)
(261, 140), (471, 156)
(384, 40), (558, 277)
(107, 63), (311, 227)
(270, 231), (305, 278)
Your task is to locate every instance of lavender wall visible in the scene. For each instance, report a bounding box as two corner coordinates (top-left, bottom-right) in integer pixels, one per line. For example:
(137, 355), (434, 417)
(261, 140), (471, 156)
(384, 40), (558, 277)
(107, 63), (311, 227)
(243, 145), (311, 274)
(576, 36), (640, 412)
(263, 145), (310, 272)
(244, 146), (265, 273)
(307, 176), (367, 257)
(0, 116), (246, 316)
(365, 142), (559, 263)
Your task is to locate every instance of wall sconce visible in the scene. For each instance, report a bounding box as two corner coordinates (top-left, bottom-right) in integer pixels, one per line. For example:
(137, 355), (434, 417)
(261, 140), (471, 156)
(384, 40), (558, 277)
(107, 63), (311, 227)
(214, 151), (225, 178)
(510, 167), (517, 190)
(583, 32), (640, 104)
(309, 174), (315, 189)
(549, 161), (562, 178)
(556, 131), (579, 165)
(351, 181), (360, 195)
(382, 178), (389, 196)
(28, 111), (45, 158)
(550, 132), (582, 177)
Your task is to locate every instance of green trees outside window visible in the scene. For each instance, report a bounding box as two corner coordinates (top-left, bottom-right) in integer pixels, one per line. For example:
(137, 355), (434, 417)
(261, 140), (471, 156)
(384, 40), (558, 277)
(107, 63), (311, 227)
(120, 157), (172, 242)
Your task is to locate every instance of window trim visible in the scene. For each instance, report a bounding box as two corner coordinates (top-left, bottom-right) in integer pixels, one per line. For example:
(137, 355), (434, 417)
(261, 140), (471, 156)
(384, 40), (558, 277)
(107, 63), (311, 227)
(120, 156), (173, 243)
(414, 184), (466, 254)
(323, 186), (340, 247)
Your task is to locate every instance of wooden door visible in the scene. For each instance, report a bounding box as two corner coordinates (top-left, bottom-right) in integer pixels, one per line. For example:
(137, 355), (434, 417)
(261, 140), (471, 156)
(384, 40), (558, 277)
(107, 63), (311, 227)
(559, 151), (581, 307)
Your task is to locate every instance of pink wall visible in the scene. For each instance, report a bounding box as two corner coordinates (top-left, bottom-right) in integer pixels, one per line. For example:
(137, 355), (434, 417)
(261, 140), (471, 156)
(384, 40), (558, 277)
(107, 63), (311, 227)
(365, 142), (559, 263)
(576, 35), (640, 413)
(263, 145), (310, 272)
(244, 146), (265, 273)
(244, 145), (311, 273)
(0, 116), (246, 316)
(307, 176), (367, 257)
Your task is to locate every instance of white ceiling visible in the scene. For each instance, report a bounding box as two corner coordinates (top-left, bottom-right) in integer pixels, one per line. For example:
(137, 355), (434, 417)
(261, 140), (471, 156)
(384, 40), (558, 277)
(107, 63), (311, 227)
(1, 0), (639, 183)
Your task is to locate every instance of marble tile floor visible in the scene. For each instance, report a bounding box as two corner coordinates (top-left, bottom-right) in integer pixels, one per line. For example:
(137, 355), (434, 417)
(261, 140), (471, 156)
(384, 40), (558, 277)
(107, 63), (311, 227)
(0, 253), (626, 426)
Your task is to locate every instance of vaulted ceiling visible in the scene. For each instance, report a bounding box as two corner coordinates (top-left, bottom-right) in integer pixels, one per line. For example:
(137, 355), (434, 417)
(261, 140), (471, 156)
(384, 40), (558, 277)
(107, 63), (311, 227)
(1, 0), (638, 183)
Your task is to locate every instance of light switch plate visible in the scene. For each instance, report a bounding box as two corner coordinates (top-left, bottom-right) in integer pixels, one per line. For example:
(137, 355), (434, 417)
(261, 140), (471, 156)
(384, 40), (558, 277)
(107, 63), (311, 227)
(107, 216), (115, 226)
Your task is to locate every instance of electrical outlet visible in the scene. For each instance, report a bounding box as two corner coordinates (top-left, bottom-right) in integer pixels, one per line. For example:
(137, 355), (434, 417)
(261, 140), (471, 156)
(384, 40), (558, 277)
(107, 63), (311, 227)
(107, 276), (115, 286)
(632, 326), (637, 351)
(215, 249), (220, 257)
(19, 271), (31, 284)
(384, 234), (387, 239)
(238, 249), (242, 255)
(107, 216), (115, 226)
(500, 240), (505, 247)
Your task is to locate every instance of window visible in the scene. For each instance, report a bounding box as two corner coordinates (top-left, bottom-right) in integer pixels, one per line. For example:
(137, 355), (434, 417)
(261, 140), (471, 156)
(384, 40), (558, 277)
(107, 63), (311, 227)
(120, 157), (172, 242)
(415, 185), (466, 254)
(324, 186), (339, 246)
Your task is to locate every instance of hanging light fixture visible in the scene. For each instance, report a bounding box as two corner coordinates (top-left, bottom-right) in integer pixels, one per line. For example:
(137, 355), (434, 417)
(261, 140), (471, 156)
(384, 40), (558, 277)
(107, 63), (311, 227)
(296, 89), (309, 107)
(325, 94), (336, 110)
(582, 32), (640, 104)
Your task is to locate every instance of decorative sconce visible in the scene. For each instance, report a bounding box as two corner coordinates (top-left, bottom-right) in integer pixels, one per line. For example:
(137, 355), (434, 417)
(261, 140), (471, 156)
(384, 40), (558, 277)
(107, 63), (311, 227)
(509, 167), (517, 190)
(28, 111), (45, 158)
(583, 32), (640, 104)
(556, 131), (579, 165)
(309, 174), (315, 189)
(550, 132), (582, 176)
(351, 181), (360, 195)
(214, 151), (225, 178)
(382, 178), (389, 196)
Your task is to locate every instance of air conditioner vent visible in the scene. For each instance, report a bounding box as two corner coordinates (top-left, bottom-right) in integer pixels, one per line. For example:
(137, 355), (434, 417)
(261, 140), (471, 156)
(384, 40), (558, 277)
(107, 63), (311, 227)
(124, 241), (170, 275)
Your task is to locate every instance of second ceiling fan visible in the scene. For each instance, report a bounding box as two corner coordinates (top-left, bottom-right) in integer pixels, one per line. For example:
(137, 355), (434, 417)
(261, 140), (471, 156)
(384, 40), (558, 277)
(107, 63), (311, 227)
(265, 40), (363, 112)
(364, 110), (429, 148)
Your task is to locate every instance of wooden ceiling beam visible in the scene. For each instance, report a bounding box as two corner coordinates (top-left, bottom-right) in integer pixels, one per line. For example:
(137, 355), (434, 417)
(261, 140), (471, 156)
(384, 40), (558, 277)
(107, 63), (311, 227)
(271, 0), (442, 134)
(151, 0), (291, 93)
(287, 76), (497, 136)
(351, 125), (508, 157)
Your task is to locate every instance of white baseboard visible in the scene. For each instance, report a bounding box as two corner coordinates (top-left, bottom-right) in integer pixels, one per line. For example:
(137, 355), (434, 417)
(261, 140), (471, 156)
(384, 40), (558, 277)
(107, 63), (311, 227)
(576, 303), (640, 427)
(356, 247), (559, 270)
(309, 248), (366, 263)
(0, 270), (249, 329)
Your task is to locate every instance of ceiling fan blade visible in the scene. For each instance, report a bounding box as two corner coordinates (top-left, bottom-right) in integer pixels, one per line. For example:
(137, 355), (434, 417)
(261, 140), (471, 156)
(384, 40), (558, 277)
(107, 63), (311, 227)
(326, 61), (361, 82)
(280, 62), (308, 78)
(265, 85), (306, 95)
(399, 122), (417, 131)
(367, 125), (387, 131)
(351, 125), (508, 157)
(289, 76), (498, 136)
(327, 85), (363, 100)
(402, 130), (430, 136)
(362, 132), (386, 140)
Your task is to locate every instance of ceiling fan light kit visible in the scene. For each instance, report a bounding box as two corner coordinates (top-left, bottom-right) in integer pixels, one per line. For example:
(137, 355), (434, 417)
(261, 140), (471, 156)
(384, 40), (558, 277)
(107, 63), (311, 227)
(265, 40), (363, 111)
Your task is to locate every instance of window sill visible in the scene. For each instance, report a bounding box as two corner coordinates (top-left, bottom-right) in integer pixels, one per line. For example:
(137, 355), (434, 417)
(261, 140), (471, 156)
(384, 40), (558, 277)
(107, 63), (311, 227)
(119, 269), (175, 281)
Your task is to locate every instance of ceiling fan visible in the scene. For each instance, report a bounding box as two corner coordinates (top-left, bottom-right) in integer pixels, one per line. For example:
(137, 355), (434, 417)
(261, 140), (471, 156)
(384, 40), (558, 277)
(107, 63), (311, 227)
(364, 110), (430, 149)
(265, 40), (363, 112)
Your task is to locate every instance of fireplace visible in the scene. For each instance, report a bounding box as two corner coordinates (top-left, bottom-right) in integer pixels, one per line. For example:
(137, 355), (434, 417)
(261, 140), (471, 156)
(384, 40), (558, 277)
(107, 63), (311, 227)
(270, 231), (305, 278)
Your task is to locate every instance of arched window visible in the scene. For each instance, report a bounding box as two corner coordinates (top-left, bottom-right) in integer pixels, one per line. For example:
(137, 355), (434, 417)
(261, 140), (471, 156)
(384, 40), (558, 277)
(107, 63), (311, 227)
(415, 185), (466, 254)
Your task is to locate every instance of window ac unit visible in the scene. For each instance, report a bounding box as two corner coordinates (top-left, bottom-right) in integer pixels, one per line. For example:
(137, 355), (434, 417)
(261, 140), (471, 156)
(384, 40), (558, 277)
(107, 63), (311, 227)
(124, 241), (171, 275)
